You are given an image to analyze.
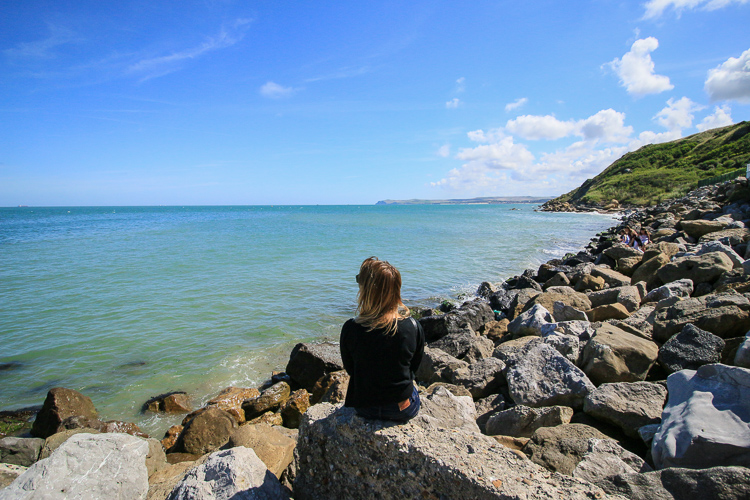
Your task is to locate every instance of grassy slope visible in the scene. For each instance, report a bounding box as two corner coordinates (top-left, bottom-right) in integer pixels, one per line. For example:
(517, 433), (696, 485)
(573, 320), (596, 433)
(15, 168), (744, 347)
(552, 121), (750, 207)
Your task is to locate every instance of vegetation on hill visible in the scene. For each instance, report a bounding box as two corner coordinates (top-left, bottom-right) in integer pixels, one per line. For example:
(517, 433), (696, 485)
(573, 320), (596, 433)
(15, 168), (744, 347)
(550, 121), (750, 207)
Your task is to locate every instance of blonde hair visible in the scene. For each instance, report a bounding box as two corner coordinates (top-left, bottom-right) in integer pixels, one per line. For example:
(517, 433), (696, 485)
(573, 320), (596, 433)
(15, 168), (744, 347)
(355, 256), (409, 335)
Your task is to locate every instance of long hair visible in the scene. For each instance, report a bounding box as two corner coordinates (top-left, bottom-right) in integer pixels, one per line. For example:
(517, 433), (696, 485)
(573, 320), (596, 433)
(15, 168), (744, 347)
(355, 256), (409, 335)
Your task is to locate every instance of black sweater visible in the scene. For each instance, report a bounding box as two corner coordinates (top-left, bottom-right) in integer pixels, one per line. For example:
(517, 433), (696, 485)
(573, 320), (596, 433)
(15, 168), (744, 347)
(340, 317), (425, 408)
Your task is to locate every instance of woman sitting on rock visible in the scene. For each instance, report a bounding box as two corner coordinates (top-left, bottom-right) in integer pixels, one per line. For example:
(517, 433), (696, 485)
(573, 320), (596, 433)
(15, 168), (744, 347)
(634, 227), (651, 252)
(340, 256), (425, 423)
(619, 228), (631, 245)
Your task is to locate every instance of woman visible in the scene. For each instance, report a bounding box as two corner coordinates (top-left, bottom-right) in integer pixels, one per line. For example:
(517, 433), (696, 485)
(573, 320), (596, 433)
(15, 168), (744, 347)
(635, 228), (651, 252)
(619, 228), (631, 245)
(340, 256), (425, 423)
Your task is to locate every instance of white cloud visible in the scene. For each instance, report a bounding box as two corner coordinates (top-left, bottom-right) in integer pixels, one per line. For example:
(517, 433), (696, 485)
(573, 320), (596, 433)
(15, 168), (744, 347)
(456, 77), (466, 93)
(643, 0), (749, 19)
(654, 97), (703, 131)
(260, 81), (297, 99)
(506, 115), (576, 140)
(605, 37), (674, 96)
(505, 98), (528, 112)
(437, 145), (451, 157)
(578, 109), (633, 143)
(505, 109), (632, 143)
(445, 98), (461, 109)
(4, 24), (80, 59)
(705, 48), (750, 103)
(697, 104), (734, 131)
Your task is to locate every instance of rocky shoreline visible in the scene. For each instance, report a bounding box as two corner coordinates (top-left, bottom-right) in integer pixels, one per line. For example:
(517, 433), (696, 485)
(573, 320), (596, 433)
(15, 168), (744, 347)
(4, 178), (750, 499)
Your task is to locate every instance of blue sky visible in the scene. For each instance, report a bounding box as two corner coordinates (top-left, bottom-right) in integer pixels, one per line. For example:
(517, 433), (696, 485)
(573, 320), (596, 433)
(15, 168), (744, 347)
(1, 0), (749, 206)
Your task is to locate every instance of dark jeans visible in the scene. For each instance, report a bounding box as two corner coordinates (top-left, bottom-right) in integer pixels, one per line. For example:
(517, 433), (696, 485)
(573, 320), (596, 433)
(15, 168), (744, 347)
(355, 385), (420, 423)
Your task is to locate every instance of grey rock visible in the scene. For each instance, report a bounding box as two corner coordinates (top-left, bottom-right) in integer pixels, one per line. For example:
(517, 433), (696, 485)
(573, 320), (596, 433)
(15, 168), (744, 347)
(474, 394), (508, 434)
(0, 437), (43, 467)
(658, 323), (725, 374)
(227, 424), (296, 479)
(415, 346), (470, 386)
(656, 252), (734, 286)
(572, 439), (652, 483)
(580, 324), (659, 385)
(419, 300), (495, 342)
(643, 279), (694, 303)
(590, 267), (631, 287)
(544, 333), (581, 365)
(735, 334), (750, 368)
(3, 433), (149, 499)
(38, 428), (100, 460)
(412, 386), (480, 434)
(507, 304), (553, 337)
(448, 356), (506, 399)
(638, 424), (660, 445)
(0, 464), (27, 489)
(542, 320), (594, 341)
(492, 336), (541, 365)
(485, 405), (574, 438)
(604, 243), (643, 261)
(652, 292), (750, 342)
(652, 363), (750, 469)
(691, 241), (745, 269)
(506, 343), (595, 409)
(553, 301), (588, 321)
(284, 342), (343, 392)
(583, 382), (667, 438)
(166, 447), (286, 500)
(294, 403), (612, 499)
(522, 423), (609, 475)
(429, 325), (494, 362)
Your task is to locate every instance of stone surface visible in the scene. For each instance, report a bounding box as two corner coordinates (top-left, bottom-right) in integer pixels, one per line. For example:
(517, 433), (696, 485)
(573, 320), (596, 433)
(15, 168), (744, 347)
(542, 320), (594, 342)
(575, 274), (606, 292)
(419, 300), (495, 341)
(429, 325), (494, 362)
(591, 267), (631, 287)
(161, 425), (183, 452)
(166, 447), (286, 500)
(506, 304), (553, 337)
(652, 363), (750, 469)
(38, 428), (100, 459)
(617, 256), (642, 277)
(699, 227), (750, 246)
(522, 423), (609, 475)
(486, 405), (574, 438)
(658, 323), (725, 374)
(572, 439), (652, 483)
(643, 279), (694, 303)
(147, 460), (204, 500)
(227, 424), (295, 479)
(543, 333), (581, 365)
(652, 292), (750, 342)
(3, 433), (149, 499)
(657, 252), (734, 286)
(294, 403), (612, 499)
(284, 342), (343, 392)
(631, 254), (670, 290)
(492, 336), (541, 364)
(597, 466), (750, 500)
(583, 382), (667, 438)
(30, 387), (98, 439)
(242, 382), (292, 421)
(553, 302), (589, 321)
(586, 303), (631, 322)
(505, 343), (595, 409)
(310, 370), (349, 404)
(146, 437), (168, 478)
(0, 464), (26, 489)
(412, 386), (481, 434)
(474, 394), (508, 433)
(279, 389), (310, 429)
(580, 324), (659, 385)
(543, 272), (570, 289)
(604, 243), (643, 261)
(448, 356), (506, 399)
(523, 291), (592, 320)
(143, 392), (192, 414)
(178, 407), (238, 455)
(736, 335), (750, 368)
(0, 437), (43, 467)
(206, 387), (260, 424)
(415, 346), (470, 385)
(690, 241), (745, 268)
(679, 219), (727, 239)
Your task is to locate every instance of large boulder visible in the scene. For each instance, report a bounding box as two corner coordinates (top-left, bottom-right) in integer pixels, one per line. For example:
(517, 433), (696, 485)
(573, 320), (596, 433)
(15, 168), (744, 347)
(590, 267), (631, 288)
(699, 228), (750, 246)
(429, 325), (494, 362)
(448, 357), (506, 399)
(652, 364), (750, 469)
(279, 388), (310, 429)
(583, 382), (667, 438)
(689, 241), (745, 269)
(506, 304), (553, 337)
(631, 254), (670, 290)
(166, 447), (286, 500)
(522, 290), (592, 319)
(0, 437), (43, 467)
(294, 403), (613, 499)
(507, 288), (543, 319)
(643, 279), (694, 303)
(652, 292), (750, 342)
(206, 387), (261, 424)
(604, 243), (643, 261)
(143, 392), (192, 414)
(485, 405), (574, 438)
(412, 385), (481, 434)
(2, 433), (149, 499)
(522, 423), (609, 475)
(597, 466), (750, 500)
(572, 439), (652, 483)
(492, 336), (542, 364)
(505, 343), (595, 409)
(658, 323), (725, 374)
(227, 424), (295, 479)
(310, 370), (349, 404)
(0, 464), (26, 489)
(580, 324), (659, 385)
(285, 342), (343, 392)
(679, 219), (727, 239)
(419, 300), (495, 341)
(415, 346), (470, 386)
(30, 387), (98, 439)
(38, 428), (101, 460)
(178, 407), (238, 455)
(656, 252), (734, 286)
(242, 382), (292, 420)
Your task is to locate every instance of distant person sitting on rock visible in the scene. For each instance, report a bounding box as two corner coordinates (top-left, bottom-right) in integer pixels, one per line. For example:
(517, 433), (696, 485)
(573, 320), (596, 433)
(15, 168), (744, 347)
(634, 228), (650, 252)
(619, 228), (632, 245)
(340, 256), (425, 423)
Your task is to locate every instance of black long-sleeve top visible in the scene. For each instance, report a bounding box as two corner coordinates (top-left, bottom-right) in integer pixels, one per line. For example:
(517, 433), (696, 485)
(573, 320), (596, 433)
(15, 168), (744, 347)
(340, 317), (425, 408)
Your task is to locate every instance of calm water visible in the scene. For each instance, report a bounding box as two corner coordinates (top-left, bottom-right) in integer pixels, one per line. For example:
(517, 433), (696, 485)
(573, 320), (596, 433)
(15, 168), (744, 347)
(0, 204), (614, 435)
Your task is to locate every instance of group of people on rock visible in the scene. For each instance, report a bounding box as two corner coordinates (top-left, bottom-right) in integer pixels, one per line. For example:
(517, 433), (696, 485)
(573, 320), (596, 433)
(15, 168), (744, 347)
(619, 226), (651, 251)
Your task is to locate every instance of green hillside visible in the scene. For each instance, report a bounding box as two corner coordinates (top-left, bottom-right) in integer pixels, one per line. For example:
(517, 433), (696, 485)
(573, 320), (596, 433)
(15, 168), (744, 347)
(550, 121), (750, 207)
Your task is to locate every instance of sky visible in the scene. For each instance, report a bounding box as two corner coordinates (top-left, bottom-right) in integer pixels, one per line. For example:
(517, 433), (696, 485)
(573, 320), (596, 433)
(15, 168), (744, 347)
(1, 0), (749, 206)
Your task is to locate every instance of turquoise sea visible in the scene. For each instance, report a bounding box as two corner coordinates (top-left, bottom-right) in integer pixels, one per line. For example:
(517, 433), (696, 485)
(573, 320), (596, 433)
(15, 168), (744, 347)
(0, 204), (614, 436)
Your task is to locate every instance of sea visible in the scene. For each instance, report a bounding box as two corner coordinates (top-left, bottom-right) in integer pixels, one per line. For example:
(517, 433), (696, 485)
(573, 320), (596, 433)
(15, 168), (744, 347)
(0, 204), (615, 436)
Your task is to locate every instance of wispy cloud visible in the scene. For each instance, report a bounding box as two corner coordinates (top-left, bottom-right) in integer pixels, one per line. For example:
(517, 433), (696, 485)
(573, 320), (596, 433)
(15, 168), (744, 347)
(605, 37), (673, 96)
(128, 18), (252, 81)
(4, 24), (81, 59)
(445, 98), (461, 109)
(259, 81), (299, 99)
(455, 77), (466, 93)
(643, 0), (749, 19)
(505, 97), (528, 113)
(304, 65), (373, 83)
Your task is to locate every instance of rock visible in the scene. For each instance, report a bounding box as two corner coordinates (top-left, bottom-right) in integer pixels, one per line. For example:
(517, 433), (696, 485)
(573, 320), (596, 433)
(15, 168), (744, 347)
(148, 460), (205, 500)
(247, 411), (284, 427)
(413, 386), (481, 434)
(643, 279), (694, 303)
(597, 466), (750, 500)
(523, 290), (592, 320)
(631, 253), (670, 290)
(658, 323), (725, 374)
(591, 267), (631, 287)
(486, 405), (574, 438)
(0, 436), (43, 467)
(310, 370), (349, 404)
(652, 363), (750, 469)
(279, 389), (310, 429)
(39, 428), (100, 460)
(146, 437), (168, 478)
(691, 241), (745, 269)
(506, 303), (553, 337)
(580, 324), (659, 385)
(294, 403), (611, 499)
(489, 288), (519, 313)
(474, 394), (508, 433)
(284, 342), (343, 392)
(543, 272), (570, 289)
(59, 415), (148, 438)
(522, 423), (609, 475)
(507, 288), (542, 319)
(699, 228), (750, 246)
(575, 274), (607, 293)
(143, 392), (192, 414)
(572, 438), (652, 483)
(657, 252), (734, 286)
(652, 292), (750, 342)
(542, 320), (594, 342)
(479, 318), (509, 343)
(492, 336), (541, 364)
(178, 407), (238, 455)
(476, 281), (498, 298)
(586, 303), (631, 322)
(30, 387), (98, 439)
(227, 424), (295, 479)
(419, 300), (495, 341)
(583, 382), (667, 438)
(206, 387), (260, 424)
(161, 425), (183, 452)
(491, 435), (529, 451)
(166, 447), (286, 500)
(415, 346), (470, 385)
(505, 343), (595, 409)
(3, 433), (149, 499)
(424, 382), (472, 398)
(617, 256), (643, 277)
(735, 335), (750, 368)
(242, 382), (292, 420)
(679, 219), (727, 239)
(0, 464), (26, 489)
(448, 357), (506, 399)
(553, 301), (589, 321)
(544, 333), (581, 365)
(429, 325), (494, 362)
(604, 243), (643, 261)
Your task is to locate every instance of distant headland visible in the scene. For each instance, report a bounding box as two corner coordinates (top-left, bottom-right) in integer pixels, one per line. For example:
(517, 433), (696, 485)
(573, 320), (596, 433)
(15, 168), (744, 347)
(375, 196), (552, 205)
